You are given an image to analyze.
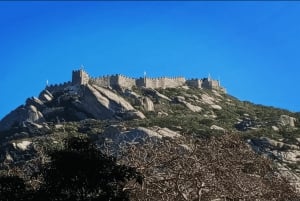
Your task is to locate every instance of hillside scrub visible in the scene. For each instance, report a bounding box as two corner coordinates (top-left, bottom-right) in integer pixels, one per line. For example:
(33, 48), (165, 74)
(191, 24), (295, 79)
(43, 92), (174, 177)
(101, 133), (300, 201)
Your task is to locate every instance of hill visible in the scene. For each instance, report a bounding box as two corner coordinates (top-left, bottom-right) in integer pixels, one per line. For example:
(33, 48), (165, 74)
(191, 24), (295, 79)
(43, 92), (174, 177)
(0, 70), (300, 200)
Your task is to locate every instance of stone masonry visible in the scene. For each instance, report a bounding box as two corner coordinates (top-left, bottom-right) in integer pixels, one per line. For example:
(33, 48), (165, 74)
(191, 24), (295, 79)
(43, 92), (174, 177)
(47, 69), (226, 93)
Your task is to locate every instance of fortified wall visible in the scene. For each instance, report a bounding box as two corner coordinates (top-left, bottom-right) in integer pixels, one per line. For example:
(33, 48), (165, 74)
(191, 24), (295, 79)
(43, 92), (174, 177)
(46, 81), (72, 93)
(186, 78), (221, 90)
(90, 74), (136, 89)
(138, 77), (186, 89)
(72, 69), (89, 85)
(65, 69), (226, 92)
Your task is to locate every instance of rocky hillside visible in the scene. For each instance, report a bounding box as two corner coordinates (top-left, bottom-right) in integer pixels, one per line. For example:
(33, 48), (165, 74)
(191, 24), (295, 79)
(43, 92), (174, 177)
(1, 80), (300, 200)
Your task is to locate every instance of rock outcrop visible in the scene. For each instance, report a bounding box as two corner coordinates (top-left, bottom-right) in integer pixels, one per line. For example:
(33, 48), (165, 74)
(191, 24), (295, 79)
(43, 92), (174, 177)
(210, 125), (226, 132)
(141, 97), (154, 111)
(279, 115), (296, 127)
(249, 137), (300, 192)
(39, 90), (54, 102)
(0, 84), (145, 131)
(142, 87), (171, 101)
(174, 96), (202, 112)
(0, 105), (45, 132)
(12, 140), (32, 151)
(235, 117), (259, 131)
(73, 84), (145, 120)
(102, 126), (182, 147)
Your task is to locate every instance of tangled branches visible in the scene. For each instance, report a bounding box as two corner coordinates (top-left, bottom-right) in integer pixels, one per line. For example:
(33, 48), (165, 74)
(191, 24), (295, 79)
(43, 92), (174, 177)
(102, 133), (299, 201)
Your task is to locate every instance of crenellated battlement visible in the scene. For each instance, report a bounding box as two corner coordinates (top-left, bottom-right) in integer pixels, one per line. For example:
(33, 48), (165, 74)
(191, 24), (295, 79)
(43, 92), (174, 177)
(72, 69), (89, 85)
(46, 81), (72, 93)
(47, 69), (226, 93)
(141, 76), (186, 89)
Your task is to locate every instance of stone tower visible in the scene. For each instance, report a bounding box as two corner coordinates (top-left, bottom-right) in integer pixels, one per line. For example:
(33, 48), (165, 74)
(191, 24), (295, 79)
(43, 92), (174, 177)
(72, 69), (89, 85)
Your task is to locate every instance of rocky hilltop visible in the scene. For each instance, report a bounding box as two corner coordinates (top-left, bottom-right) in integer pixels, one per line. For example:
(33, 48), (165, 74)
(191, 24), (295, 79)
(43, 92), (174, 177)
(0, 69), (225, 132)
(0, 70), (300, 200)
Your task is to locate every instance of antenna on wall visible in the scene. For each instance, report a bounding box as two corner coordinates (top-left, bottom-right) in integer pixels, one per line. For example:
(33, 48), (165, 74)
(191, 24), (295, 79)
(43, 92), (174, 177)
(144, 71), (147, 78)
(80, 64), (85, 71)
(46, 80), (49, 86)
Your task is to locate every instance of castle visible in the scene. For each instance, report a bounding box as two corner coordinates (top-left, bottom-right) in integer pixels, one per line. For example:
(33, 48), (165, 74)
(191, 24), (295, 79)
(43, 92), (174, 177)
(47, 69), (226, 93)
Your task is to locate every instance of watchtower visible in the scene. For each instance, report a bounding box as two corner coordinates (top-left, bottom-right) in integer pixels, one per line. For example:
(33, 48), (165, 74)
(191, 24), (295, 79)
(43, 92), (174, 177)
(72, 69), (89, 85)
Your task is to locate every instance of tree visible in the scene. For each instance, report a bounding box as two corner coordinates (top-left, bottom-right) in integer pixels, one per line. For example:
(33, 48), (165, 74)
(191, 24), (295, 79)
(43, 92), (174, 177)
(0, 176), (28, 201)
(36, 137), (142, 201)
(114, 134), (300, 201)
(0, 137), (142, 201)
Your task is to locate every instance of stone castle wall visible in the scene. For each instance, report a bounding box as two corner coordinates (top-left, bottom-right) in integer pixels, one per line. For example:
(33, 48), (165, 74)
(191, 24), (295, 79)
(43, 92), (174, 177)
(90, 74), (136, 89)
(65, 69), (225, 92)
(72, 70), (89, 85)
(186, 79), (203, 88)
(201, 78), (220, 90)
(90, 75), (111, 87)
(142, 77), (186, 89)
(46, 81), (72, 93)
(116, 75), (136, 88)
(210, 80), (220, 89)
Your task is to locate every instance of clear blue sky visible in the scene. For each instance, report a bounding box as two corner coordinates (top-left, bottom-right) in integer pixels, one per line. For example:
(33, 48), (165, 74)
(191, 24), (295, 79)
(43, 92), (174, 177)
(1, 1), (300, 119)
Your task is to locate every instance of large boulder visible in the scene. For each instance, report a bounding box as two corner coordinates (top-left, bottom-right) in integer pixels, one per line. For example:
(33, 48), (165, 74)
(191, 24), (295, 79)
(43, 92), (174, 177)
(102, 126), (182, 146)
(141, 87), (171, 101)
(248, 137), (300, 192)
(279, 115), (296, 127)
(26, 97), (45, 111)
(235, 117), (258, 131)
(0, 105), (45, 132)
(142, 97), (154, 111)
(174, 96), (202, 112)
(38, 89), (54, 102)
(210, 125), (226, 132)
(12, 140), (32, 151)
(27, 105), (44, 122)
(73, 84), (145, 120)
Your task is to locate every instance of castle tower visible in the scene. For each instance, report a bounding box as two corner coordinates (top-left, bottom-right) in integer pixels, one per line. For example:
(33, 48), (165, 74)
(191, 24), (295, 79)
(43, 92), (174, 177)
(72, 69), (89, 85)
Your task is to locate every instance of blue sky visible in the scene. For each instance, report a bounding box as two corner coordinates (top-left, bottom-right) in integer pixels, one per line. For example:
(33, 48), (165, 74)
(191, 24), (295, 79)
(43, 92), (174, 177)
(1, 1), (300, 119)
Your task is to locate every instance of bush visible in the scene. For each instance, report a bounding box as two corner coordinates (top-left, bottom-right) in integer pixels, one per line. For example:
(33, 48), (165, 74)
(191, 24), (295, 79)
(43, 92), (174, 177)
(0, 137), (142, 201)
(0, 176), (28, 201)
